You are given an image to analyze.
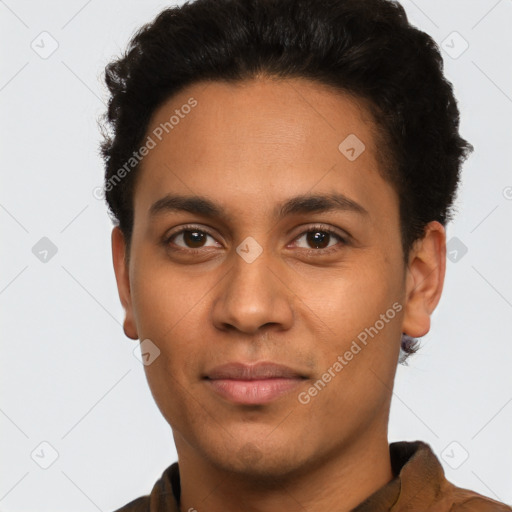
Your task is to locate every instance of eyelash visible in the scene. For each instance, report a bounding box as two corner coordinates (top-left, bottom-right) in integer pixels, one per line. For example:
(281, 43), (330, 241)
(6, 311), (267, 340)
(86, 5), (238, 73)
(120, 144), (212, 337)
(163, 223), (349, 256)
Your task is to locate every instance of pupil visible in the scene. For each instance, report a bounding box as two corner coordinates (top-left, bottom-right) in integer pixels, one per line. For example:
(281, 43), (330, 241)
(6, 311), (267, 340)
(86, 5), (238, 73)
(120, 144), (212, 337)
(307, 231), (329, 249)
(184, 230), (205, 248)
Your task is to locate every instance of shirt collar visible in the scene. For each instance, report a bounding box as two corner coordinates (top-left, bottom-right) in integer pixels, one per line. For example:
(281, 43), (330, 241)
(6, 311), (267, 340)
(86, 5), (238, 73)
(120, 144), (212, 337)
(352, 440), (446, 510)
(158, 440), (449, 511)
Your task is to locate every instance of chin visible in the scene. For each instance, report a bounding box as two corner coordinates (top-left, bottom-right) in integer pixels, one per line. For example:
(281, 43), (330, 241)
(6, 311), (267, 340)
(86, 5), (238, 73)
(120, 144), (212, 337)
(205, 439), (312, 482)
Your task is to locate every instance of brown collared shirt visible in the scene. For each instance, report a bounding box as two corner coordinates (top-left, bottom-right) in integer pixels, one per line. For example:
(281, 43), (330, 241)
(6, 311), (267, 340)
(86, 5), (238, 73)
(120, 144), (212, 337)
(113, 440), (512, 511)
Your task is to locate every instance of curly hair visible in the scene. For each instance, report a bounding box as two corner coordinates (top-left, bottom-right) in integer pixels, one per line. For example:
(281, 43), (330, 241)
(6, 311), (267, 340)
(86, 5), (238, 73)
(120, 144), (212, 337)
(99, 0), (473, 362)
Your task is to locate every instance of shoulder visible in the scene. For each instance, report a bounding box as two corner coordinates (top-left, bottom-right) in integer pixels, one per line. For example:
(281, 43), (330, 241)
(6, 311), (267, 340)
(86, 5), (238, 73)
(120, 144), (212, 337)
(111, 462), (180, 512)
(112, 495), (149, 512)
(448, 495), (512, 512)
(388, 440), (512, 511)
(443, 481), (512, 511)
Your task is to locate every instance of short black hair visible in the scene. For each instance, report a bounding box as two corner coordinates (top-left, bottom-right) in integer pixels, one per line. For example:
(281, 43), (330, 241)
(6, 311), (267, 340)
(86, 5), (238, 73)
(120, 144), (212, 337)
(99, 0), (473, 362)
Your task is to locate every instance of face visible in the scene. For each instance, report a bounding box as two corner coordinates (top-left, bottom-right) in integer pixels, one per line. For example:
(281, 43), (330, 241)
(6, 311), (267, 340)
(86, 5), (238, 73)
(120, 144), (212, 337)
(112, 77), (445, 478)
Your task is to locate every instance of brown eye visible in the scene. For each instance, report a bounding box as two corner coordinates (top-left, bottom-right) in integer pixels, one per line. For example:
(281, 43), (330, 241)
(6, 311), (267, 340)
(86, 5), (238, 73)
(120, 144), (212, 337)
(165, 226), (221, 251)
(291, 225), (348, 255)
(306, 230), (331, 249)
(182, 230), (207, 248)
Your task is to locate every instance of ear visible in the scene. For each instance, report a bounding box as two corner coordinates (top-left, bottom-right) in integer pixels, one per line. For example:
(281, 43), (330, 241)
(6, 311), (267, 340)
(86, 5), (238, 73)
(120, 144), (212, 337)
(111, 227), (139, 340)
(401, 221), (446, 338)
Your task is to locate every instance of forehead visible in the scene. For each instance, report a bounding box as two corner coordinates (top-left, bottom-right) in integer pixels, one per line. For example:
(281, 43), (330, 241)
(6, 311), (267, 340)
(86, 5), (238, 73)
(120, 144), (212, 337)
(133, 77), (397, 226)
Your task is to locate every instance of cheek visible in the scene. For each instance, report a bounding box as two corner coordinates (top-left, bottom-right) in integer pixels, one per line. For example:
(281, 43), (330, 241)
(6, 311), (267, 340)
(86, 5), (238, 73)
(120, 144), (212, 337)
(129, 265), (201, 398)
(130, 251), (207, 340)
(138, 306), (204, 430)
(298, 255), (403, 398)
(299, 260), (400, 339)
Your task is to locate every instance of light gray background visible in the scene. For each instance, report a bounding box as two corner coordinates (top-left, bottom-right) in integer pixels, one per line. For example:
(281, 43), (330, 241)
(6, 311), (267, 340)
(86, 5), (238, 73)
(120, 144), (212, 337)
(1, 0), (511, 510)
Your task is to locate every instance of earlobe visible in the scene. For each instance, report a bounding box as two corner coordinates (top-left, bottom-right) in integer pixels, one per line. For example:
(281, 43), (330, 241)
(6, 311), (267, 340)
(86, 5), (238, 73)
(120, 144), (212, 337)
(401, 221), (446, 338)
(111, 227), (139, 340)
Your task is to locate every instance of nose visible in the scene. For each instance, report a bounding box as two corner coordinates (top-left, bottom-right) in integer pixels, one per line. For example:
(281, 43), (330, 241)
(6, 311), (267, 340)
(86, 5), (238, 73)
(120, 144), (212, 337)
(211, 244), (294, 335)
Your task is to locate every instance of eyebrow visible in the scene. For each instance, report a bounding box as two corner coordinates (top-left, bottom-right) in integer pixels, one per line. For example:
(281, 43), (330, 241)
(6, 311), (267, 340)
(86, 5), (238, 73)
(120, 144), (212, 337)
(148, 192), (369, 220)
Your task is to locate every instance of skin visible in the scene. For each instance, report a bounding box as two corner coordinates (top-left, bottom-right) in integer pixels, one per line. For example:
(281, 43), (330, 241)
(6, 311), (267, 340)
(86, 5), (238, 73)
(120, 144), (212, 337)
(112, 76), (446, 512)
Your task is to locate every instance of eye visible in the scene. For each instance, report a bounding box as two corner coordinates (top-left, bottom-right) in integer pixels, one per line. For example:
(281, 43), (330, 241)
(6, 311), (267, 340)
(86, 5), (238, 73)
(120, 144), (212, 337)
(291, 224), (348, 254)
(165, 225), (221, 251)
(164, 223), (349, 255)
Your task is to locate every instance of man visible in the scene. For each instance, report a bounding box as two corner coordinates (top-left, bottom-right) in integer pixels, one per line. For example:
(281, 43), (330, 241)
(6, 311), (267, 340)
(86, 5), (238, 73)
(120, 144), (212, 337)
(100, 0), (512, 510)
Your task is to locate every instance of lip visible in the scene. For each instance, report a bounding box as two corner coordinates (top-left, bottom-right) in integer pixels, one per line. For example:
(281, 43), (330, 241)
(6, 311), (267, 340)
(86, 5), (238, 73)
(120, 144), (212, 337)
(204, 362), (307, 405)
(205, 361), (305, 380)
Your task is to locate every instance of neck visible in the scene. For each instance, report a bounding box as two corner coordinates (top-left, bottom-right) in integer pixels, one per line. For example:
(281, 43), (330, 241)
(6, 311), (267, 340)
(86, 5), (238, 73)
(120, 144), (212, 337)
(176, 430), (394, 512)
